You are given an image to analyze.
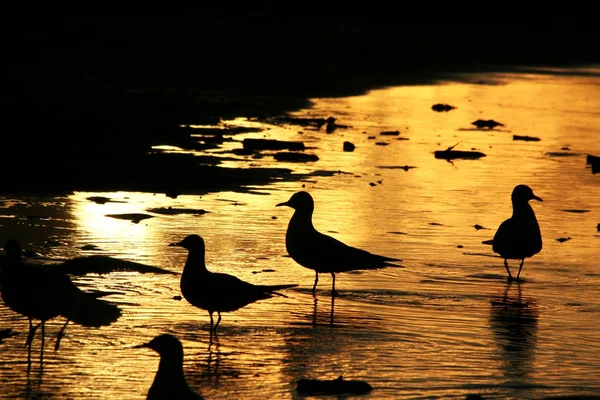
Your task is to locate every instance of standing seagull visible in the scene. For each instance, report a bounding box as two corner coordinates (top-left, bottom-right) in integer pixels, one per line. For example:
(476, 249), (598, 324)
(0, 240), (121, 350)
(170, 234), (297, 333)
(135, 334), (203, 400)
(276, 191), (403, 296)
(493, 185), (543, 281)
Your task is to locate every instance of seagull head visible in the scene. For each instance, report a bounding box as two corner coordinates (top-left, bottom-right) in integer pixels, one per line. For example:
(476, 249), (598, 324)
(169, 234), (205, 252)
(276, 191), (314, 212)
(3, 240), (23, 260)
(512, 185), (543, 203)
(134, 334), (184, 359)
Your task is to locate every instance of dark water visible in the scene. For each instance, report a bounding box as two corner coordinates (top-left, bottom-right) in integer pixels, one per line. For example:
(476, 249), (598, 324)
(1, 67), (599, 399)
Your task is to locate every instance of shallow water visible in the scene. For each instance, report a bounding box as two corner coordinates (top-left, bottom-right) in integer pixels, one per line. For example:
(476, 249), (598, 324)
(1, 67), (599, 399)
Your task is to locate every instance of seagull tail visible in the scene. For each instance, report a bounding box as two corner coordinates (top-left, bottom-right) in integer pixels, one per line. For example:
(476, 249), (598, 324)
(264, 283), (299, 291)
(62, 289), (122, 327)
(383, 261), (405, 269)
(258, 283), (298, 297)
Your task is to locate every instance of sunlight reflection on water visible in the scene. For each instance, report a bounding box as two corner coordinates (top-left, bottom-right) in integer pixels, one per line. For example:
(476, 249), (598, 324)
(1, 69), (600, 399)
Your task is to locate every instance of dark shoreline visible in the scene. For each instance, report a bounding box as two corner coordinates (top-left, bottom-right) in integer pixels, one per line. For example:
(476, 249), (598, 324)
(5, 6), (600, 195)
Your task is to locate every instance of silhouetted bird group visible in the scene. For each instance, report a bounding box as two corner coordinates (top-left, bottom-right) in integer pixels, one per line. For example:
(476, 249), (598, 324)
(0, 240), (121, 350)
(0, 184), (544, 398)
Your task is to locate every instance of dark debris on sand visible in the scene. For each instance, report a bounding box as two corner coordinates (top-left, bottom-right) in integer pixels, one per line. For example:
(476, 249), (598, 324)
(435, 144), (486, 161)
(297, 376), (373, 395)
(471, 119), (504, 129)
(513, 135), (541, 142)
(432, 103), (455, 112)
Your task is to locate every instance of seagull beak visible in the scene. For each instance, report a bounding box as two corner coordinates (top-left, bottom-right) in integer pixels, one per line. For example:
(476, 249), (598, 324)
(133, 342), (149, 349)
(532, 195), (543, 202)
(276, 201), (289, 207)
(169, 241), (183, 247)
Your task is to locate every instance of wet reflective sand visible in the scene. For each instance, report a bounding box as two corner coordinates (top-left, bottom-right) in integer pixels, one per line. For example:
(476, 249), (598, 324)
(1, 68), (599, 399)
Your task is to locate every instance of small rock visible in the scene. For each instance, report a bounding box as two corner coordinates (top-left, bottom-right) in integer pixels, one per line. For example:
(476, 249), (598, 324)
(343, 141), (355, 152)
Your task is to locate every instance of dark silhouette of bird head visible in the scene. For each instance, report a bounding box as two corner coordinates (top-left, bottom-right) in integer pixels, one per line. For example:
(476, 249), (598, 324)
(3, 240), (23, 260)
(512, 185), (543, 203)
(135, 334), (184, 359)
(276, 191), (315, 212)
(169, 235), (205, 252)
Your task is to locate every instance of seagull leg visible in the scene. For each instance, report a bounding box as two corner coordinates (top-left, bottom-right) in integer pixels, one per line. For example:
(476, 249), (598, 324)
(209, 312), (214, 332)
(215, 311), (221, 334)
(40, 322), (45, 365)
(516, 259), (525, 281)
(55, 320), (69, 351)
(312, 272), (319, 294)
(331, 273), (338, 297)
(330, 293), (335, 325)
(25, 319), (40, 347)
(504, 259), (514, 281)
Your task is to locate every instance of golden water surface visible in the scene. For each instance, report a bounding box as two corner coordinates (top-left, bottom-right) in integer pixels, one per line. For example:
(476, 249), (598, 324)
(1, 68), (599, 399)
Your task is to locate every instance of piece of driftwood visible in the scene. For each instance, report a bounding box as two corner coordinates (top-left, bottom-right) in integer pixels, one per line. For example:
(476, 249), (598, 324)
(434, 143), (486, 160)
(513, 135), (541, 142)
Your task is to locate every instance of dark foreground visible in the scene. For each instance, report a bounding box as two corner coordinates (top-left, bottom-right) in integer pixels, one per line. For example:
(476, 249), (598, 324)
(6, 4), (600, 194)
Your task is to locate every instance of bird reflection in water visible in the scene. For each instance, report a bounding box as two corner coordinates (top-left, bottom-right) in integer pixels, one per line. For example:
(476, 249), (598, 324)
(312, 294), (336, 327)
(489, 282), (539, 383)
(205, 338), (222, 386)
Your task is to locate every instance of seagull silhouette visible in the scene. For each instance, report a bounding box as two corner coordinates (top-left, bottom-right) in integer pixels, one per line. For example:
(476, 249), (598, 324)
(276, 191), (403, 296)
(135, 334), (203, 400)
(0, 240), (121, 350)
(492, 185), (543, 281)
(170, 234), (297, 333)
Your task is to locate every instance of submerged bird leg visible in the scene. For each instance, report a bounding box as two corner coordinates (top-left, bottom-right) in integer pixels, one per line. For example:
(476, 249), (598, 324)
(330, 294), (335, 325)
(504, 259), (514, 281)
(25, 319), (40, 347)
(312, 272), (319, 293)
(54, 319), (70, 351)
(40, 322), (45, 348)
(331, 272), (338, 297)
(40, 322), (45, 366)
(516, 259), (525, 281)
(214, 312), (222, 330)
